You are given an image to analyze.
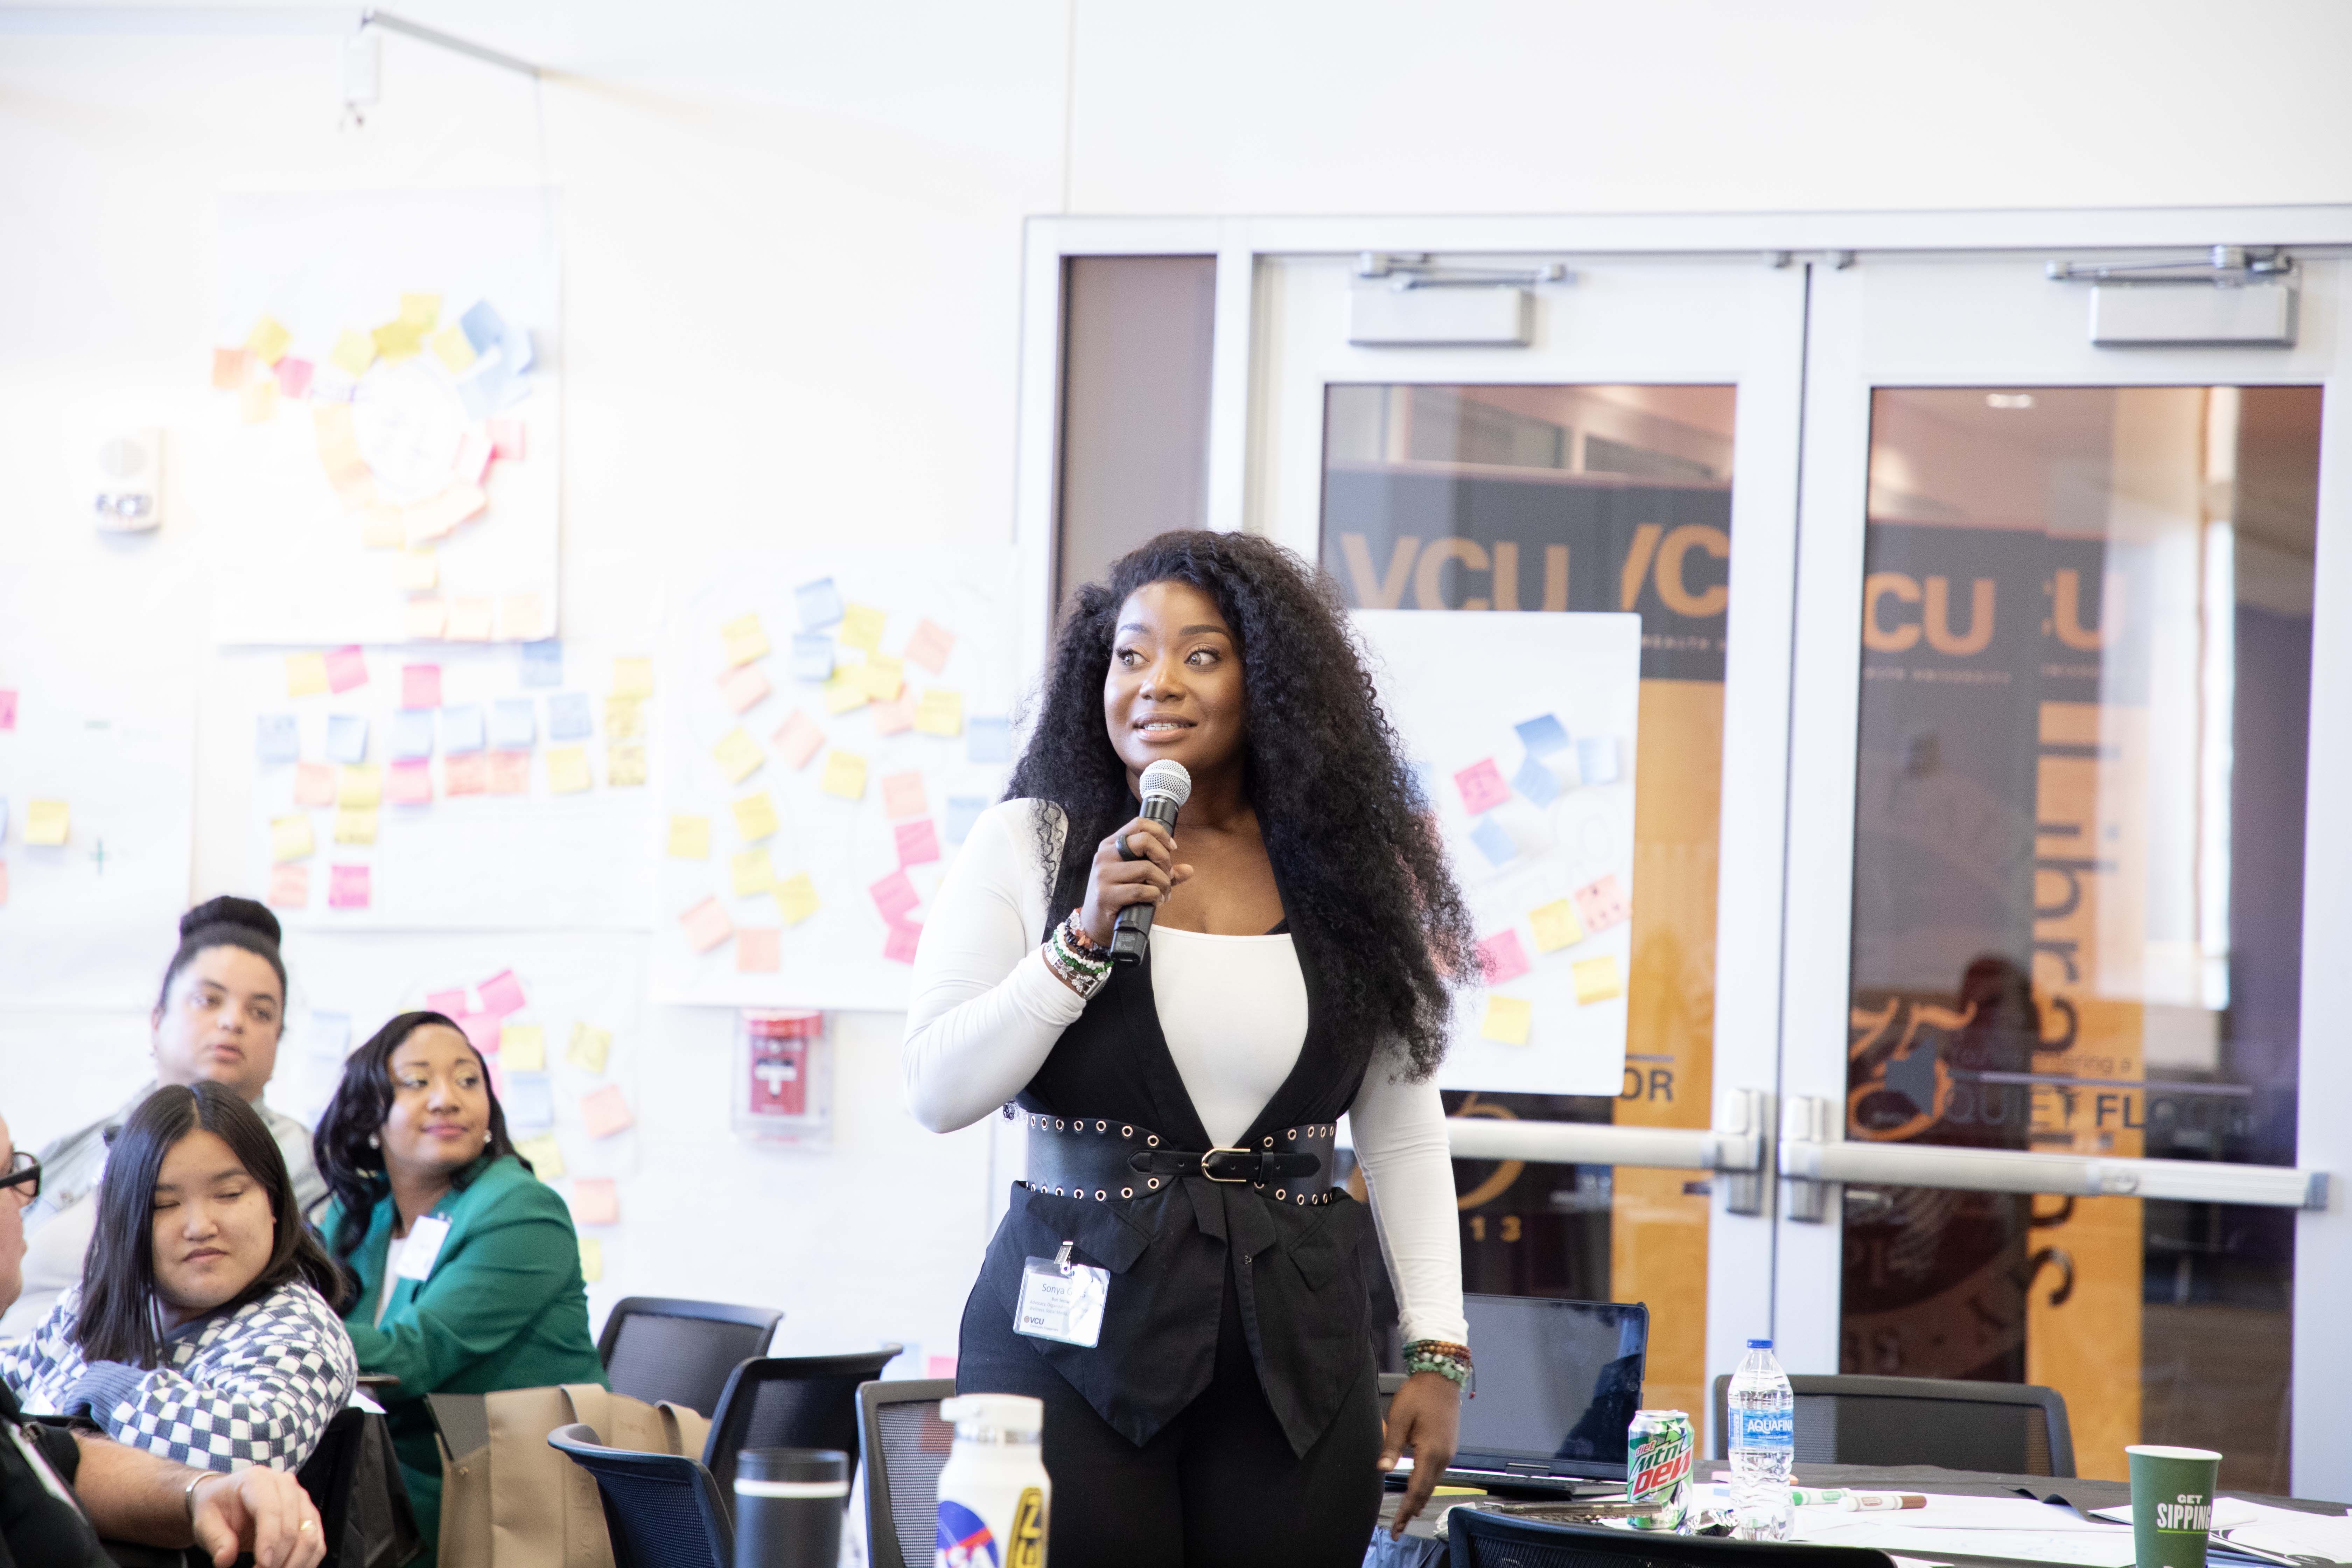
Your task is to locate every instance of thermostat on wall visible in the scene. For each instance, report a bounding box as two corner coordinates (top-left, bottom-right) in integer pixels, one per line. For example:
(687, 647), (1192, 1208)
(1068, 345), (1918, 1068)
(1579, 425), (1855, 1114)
(88, 428), (164, 532)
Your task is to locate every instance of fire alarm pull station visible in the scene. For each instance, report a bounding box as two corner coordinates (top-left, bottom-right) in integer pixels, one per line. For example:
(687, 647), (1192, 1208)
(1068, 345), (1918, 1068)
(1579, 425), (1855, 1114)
(733, 1010), (831, 1143)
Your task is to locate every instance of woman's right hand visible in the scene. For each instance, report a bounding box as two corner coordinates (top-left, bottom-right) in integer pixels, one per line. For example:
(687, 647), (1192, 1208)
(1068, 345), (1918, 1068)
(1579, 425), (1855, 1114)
(1076, 816), (1194, 947)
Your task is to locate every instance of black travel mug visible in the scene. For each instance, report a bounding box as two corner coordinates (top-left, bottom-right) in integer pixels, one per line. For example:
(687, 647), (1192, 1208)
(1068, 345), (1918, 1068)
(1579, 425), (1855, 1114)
(733, 1448), (849, 1568)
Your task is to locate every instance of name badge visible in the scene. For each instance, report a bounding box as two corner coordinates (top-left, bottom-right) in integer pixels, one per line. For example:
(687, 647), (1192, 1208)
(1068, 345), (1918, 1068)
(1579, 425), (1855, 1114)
(395, 1216), (452, 1281)
(1014, 1242), (1107, 1348)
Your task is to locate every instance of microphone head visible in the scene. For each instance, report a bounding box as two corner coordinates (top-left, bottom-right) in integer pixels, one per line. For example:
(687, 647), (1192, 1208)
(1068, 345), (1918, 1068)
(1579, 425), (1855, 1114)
(1138, 759), (1192, 807)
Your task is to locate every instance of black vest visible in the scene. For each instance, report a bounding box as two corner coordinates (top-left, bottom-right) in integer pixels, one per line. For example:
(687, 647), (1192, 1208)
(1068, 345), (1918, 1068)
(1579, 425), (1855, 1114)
(960, 933), (1379, 1457)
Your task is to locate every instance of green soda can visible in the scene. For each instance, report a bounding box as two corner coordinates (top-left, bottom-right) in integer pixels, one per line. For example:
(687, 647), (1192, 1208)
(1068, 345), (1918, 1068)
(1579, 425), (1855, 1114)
(1627, 1409), (1695, 1531)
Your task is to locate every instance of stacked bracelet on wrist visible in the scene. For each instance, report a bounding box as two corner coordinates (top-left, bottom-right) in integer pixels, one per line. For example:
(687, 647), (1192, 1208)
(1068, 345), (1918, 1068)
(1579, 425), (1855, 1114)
(1404, 1339), (1474, 1395)
(1043, 911), (1112, 999)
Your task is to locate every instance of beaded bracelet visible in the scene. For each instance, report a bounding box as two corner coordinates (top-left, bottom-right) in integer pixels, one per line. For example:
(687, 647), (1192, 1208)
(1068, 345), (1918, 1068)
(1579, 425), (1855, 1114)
(1043, 911), (1111, 999)
(1404, 1339), (1475, 1395)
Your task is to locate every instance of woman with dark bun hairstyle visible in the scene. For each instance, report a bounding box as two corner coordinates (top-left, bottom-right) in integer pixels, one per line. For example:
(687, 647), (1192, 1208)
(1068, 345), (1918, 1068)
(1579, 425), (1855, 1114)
(1, 897), (322, 1340)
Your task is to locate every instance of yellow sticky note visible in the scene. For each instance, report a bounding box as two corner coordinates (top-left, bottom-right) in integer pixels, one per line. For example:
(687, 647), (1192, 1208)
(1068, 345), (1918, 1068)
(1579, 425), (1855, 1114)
(566, 1023), (612, 1075)
(839, 603), (886, 651)
(25, 799), (66, 846)
(667, 814), (711, 859)
(712, 727), (764, 784)
(286, 653), (330, 697)
(371, 320), (423, 361)
(239, 377), (278, 425)
(732, 792), (779, 842)
(608, 743), (647, 787)
(337, 764), (383, 808)
(245, 314), (292, 366)
(399, 291), (441, 329)
(1529, 899), (1586, 954)
(577, 1236), (603, 1283)
(332, 807), (378, 845)
(730, 847), (776, 897)
(500, 1024), (546, 1071)
(404, 598), (449, 641)
(604, 697), (645, 740)
(1572, 954), (1625, 1006)
(1481, 995), (1533, 1046)
(858, 653), (904, 703)
(429, 323), (476, 372)
(821, 670), (867, 715)
(913, 687), (964, 737)
(775, 872), (820, 926)
(360, 509), (406, 550)
(394, 551), (439, 591)
(612, 656), (654, 698)
(819, 750), (867, 800)
(330, 328), (376, 378)
(722, 612), (770, 667)
(547, 746), (592, 794)
(515, 1133), (565, 1180)
(268, 813), (313, 862)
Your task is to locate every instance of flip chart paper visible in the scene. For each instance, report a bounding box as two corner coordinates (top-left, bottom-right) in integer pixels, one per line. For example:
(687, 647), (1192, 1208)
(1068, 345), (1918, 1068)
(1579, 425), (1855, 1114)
(442, 704), (486, 753)
(294, 763), (337, 807)
(490, 699), (536, 750)
(883, 922), (921, 964)
(869, 869), (919, 922)
(337, 764), (383, 808)
(732, 792), (779, 842)
(499, 1023), (546, 1071)
(821, 671), (867, 715)
(794, 576), (845, 630)
(286, 653), (330, 697)
(870, 695), (915, 736)
(946, 796), (987, 843)
(719, 665), (770, 715)
(488, 751), (531, 794)
(880, 771), (927, 820)
(326, 714), (369, 764)
(546, 747), (592, 794)
(1481, 995), (1533, 1045)
(257, 715), (300, 765)
(604, 698), (645, 739)
(520, 641), (563, 688)
(819, 750), (867, 799)
(270, 814), (314, 862)
(267, 863), (308, 908)
(1478, 930), (1531, 986)
(570, 1177), (619, 1226)
(1455, 758), (1510, 815)
(1576, 735), (1621, 786)
(791, 634), (834, 681)
(514, 1133), (565, 1180)
(774, 873), (820, 926)
(1572, 955), (1624, 1005)
(966, 717), (1011, 763)
(737, 927), (780, 973)
(333, 807), (377, 844)
(613, 657), (654, 698)
(773, 710), (824, 768)
(713, 728), (764, 783)
(905, 618), (955, 674)
(502, 1073), (554, 1129)
(1530, 899), (1586, 953)
(895, 818), (940, 867)
(913, 688), (963, 737)
(402, 665), (443, 709)
(444, 752), (488, 796)
(1469, 818), (1516, 866)
(478, 969), (527, 1016)
(607, 744), (646, 787)
(680, 897), (733, 953)
(1572, 874), (1630, 935)
(722, 612), (770, 667)
(567, 1022), (612, 1074)
(387, 760), (433, 805)
(329, 863), (371, 909)
(1512, 754), (1561, 806)
(1514, 714), (1570, 758)
(839, 603), (886, 651)
(667, 816), (711, 858)
(324, 646), (368, 694)
(730, 847), (776, 896)
(858, 653), (904, 703)
(547, 693), (593, 741)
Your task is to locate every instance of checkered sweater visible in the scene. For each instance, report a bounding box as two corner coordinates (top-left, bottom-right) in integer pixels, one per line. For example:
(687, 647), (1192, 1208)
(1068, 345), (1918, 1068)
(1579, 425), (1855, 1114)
(0, 1280), (356, 1473)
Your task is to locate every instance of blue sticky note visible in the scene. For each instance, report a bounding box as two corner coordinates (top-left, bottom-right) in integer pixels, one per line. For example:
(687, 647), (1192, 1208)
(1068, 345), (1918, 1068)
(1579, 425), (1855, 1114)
(326, 714), (369, 765)
(548, 692), (593, 741)
(460, 300), (508, 355)
(1576, 735), (1621, 786)
(1515, 714), (1571, 758)
(967, 716), (1011, 764)
(491, 699), (536, 750)
(442, 704), (486, 754)
(305, 1010), (351, 1062)
(457, 362), (506, 422)
(519, 640), (562, 688)
(946, 796), (988, 844)
(256, 715), (300, 766)
(502, 324), (535, 378)
(1513, 754), (1561, 806)
(1470, 817), (1517, 867)
(501, 1072), (554, 1129)
(791, 633), (834, 682)
(795, 576), (845, 631)
(390, 710), (436, 762)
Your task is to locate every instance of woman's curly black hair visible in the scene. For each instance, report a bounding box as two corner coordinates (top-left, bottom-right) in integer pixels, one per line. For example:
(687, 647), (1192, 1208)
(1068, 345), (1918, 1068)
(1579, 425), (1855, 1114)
(1008, 530), (1477, 1082)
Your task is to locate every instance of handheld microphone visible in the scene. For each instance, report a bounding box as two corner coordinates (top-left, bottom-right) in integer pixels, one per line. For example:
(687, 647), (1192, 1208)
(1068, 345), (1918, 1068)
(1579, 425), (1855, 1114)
(1110, 760), (1191, 966)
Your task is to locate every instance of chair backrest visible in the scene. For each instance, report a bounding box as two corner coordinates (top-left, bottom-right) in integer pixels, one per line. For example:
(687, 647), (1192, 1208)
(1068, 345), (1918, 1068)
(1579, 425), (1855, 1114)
(702, 1345), (905, 1508)
(1448, 1509), (1901, 1568)
(597, 1296), (784, 1416)
(548, 1421), (733, 1568)
(1708, 1373), (2075, 1477)
(856, 1379), (957, 1568)
(292, 1406), (423, 1568)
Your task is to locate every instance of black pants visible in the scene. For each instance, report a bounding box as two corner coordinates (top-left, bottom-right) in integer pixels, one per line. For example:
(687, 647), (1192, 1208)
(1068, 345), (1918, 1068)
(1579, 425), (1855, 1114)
(958, 1276), (1384, 1568)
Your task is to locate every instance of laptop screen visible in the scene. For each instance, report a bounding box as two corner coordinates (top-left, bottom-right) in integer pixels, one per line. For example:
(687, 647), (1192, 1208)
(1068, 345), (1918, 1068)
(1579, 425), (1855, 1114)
(1450, 1296), (1649, 1480)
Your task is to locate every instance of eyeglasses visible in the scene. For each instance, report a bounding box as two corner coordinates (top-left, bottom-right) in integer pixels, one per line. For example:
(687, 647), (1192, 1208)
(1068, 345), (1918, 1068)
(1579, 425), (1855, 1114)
(1, 1150), (40, 1205)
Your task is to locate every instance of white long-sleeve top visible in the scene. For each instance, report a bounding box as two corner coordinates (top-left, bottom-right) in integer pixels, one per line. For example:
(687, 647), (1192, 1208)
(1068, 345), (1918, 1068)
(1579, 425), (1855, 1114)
(903, 800), (1468, 1348)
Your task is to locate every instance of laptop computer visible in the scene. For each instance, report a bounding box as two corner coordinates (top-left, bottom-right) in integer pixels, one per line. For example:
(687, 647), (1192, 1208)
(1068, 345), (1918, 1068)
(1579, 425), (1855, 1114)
(1418, 1295), (1650, 1495)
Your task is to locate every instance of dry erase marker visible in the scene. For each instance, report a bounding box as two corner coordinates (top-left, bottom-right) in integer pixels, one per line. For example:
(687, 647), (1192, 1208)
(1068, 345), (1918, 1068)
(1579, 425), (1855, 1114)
(1790, 1489), (1926, 1510)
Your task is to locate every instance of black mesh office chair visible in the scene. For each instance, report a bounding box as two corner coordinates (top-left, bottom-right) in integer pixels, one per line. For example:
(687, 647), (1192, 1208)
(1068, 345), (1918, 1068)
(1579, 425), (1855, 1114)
(294, 1406), (424, 1568)
(702, 1345), (904, 1510)
(597, 1296), (783, 1416)
(548, 1422), (731, 1568)
(857, 1379), (957, 1568)
(1708, 1374), (2075, 1477)
(1448, 1509), (1901, 1568)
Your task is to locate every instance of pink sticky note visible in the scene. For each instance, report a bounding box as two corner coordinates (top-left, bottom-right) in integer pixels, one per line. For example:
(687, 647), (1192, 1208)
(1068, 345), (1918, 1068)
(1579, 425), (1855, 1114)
(571, 1177), (618, 1226)
(487, 418), (526, 460)
(1455, 758), (1510, 816)
(719, 664), (771, 715)
(324, 645), (369, 694)
(581, 1084), (635, 1139)
(444, 752), (488, 796)
(895, 818), (940, 867)
(870, 695), (915, 736)
(904, 618), (955, 675)
(426, 988), (468, 1016)
(869, 869), (919, 923)
(266, 863), (309, 909)
(1572, 873), (1630, 935)
(452, 432), (492, 485)
(477, 969), (527, 1017)
(329, 863), (371, 910)
(293, 762), (337, 807)
(1477, 929), (1531, 986)
(681, 896), (733, 953)
(883, 921), (922, 964)
(388, 759), (434, 805)
(0, 690), (15, 730)
(402, 664), (443, 709)
(489, 751), (530, 794)
(880, 771), (928, 820)
(274, 357), (314, 398)
(455, 1011), (500, 1054)
(737, 927), (781, 973)
(772, 709), (825, 768)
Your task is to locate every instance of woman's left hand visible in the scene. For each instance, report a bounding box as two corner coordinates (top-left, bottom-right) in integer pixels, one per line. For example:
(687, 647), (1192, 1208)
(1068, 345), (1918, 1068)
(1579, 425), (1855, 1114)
(1377, 1369), (1462, 1535)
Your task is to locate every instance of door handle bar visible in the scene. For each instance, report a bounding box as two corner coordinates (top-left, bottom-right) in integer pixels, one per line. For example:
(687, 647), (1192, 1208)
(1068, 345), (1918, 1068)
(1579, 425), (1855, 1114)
(1780, 1135), (2329, 1211)
(1442, 1119), (1763, 1173)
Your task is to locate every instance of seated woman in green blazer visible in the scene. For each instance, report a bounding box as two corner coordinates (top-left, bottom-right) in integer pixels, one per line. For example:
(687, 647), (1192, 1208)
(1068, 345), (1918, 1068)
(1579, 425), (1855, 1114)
(312, 1011), (606, 1563)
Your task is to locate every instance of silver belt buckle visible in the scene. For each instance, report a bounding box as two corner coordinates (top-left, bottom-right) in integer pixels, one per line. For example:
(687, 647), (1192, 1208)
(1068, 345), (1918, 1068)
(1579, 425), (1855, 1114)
(1200, 1146), (1252, 1183)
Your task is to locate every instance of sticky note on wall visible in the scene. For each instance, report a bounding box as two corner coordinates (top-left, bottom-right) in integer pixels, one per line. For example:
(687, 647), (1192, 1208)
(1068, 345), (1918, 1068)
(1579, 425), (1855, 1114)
(713, 728), (763, 783)
(913, 688), (963, 737)
(667, 815), (711, 858)
(722, 613), (770, 667)
(680, 896), (733, 953)
(567, 1023), (612, 1074)
(270, 814), (314, 863)
(500, 1024), (546, 1071)
(775, 873), (820, 926)
(1529, 899), (1586, 953)
(1480, 995), (1533, 1045)
(904, 618), (955, 674)
(571, 1178), (619, 1226)
(732, 793), (779, 842)
(581, 1085), (635, 1139)
(1477, 930), (1531, 986)
(839, 603), (886, 651)
(1455, 758), (1510, 816)
(1572, 954), (1625, 1005)
(514, 1134), (566, 1180)
(819, 750), (866, 800)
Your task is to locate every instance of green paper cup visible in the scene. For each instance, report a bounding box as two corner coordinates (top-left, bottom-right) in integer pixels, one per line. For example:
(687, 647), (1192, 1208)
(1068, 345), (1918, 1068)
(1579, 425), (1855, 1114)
(2128, 1444), (2222, 1568)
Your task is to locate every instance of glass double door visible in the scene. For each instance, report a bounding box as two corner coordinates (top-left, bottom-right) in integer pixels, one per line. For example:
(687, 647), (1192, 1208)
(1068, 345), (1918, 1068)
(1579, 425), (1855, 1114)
(1246, 245), (2348, 1492)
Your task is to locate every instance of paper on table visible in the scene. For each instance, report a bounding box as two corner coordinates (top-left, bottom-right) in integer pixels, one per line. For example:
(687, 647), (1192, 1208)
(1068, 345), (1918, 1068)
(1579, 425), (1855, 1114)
(732, 792), (779, 842)
(667, 816), (711, 858)
(1798, 1527), (2131, 1568)
(567, 1022), (612, 1075)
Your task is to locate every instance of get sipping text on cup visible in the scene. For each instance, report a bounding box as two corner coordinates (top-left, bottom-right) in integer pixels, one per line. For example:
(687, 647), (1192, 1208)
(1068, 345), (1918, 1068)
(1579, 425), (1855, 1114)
(2128, 1444), (2222, 1568)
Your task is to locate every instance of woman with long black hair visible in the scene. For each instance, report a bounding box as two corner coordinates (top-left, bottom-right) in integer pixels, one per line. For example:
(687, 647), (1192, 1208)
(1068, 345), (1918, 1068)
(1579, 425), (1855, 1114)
(905, 531), (1477, 1566)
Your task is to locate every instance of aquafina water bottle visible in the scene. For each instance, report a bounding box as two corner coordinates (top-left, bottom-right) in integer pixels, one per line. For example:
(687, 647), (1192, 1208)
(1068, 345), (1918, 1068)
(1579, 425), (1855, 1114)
(1727, 1338), (1794, 1540)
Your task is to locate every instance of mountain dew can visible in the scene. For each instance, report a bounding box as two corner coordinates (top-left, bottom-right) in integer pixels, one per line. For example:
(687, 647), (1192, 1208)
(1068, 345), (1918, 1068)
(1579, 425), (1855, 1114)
(1626, 1409), (1695, 1530)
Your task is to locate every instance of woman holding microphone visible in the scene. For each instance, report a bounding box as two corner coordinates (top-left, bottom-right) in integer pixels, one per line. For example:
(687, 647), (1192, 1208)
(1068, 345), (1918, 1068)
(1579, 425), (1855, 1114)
(905, 531), (1477, 1566)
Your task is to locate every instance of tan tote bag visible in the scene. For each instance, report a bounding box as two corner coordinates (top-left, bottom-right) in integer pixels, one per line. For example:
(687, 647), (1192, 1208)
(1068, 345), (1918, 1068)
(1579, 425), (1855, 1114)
(438, 1383), (714, 1568)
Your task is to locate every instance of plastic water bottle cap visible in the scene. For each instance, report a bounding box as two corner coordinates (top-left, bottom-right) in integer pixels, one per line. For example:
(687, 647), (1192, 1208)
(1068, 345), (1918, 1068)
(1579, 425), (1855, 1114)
(1746, 1337), (1773, 1349)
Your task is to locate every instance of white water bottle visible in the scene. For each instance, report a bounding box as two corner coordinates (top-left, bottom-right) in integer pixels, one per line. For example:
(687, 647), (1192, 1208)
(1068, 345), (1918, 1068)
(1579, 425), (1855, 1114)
(1727, 1338), (1794, 1540)
(935, 1394), (1051, 1568)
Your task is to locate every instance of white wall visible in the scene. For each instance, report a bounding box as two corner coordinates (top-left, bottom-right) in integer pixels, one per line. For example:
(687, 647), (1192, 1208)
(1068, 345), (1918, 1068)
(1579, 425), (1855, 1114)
(3, 0), (2347, 1364)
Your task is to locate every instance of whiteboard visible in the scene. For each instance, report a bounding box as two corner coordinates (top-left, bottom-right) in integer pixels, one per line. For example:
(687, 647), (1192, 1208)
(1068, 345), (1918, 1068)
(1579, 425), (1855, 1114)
(218, 640), (657, 931)
(1354, 611), (1642, 1096)
(652, 549), (1021, 1008)
(192, 189), (560, 645)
